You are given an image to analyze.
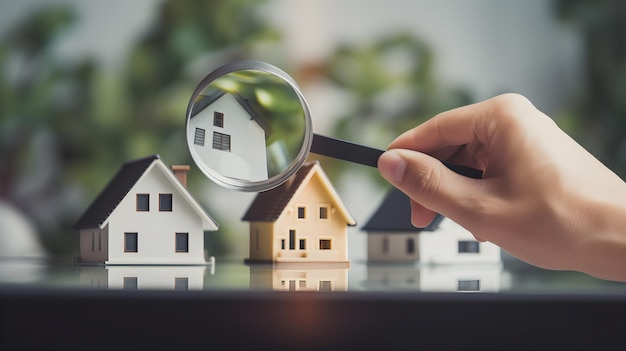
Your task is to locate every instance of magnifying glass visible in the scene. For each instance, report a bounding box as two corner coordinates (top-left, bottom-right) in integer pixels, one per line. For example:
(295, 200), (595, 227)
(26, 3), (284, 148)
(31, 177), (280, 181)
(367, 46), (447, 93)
(185, 60), (482, 192)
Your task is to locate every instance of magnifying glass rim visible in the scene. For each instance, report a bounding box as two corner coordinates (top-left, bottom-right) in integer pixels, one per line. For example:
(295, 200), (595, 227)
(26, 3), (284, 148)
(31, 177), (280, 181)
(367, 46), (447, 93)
(185, 60), (313, 193)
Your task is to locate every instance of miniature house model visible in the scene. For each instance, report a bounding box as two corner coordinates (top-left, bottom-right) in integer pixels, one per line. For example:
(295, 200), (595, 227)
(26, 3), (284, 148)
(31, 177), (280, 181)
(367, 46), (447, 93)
(73, 154), (218, 265)
(187, 91), (269, 182)
(362, 188), (500, 264)
(242, 161), (356, 265)
(249, 264), (349, 292)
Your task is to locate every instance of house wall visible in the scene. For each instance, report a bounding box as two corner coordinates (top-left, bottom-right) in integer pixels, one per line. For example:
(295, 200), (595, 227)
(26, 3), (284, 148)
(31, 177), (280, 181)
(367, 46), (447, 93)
(418, 218), (501, 264)
(366, 232), (420, 262)
(105, 164), (207, 265)
(188, 93), (268, 182)
(364, 262), (502, 292)
(272, 174), (349, 263)
(106, 265), (207, 290)
(248, 222), (275, 262)
(419, 264), (502, 293)
(79, 226), (109, 263)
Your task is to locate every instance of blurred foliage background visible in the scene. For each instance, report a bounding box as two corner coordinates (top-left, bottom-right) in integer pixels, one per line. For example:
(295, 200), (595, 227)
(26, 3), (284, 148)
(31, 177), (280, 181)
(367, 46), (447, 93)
(1, 0), (625, 260)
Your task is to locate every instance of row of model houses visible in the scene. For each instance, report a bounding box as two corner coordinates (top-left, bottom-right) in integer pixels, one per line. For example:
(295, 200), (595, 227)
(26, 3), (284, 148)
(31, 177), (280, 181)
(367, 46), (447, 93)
(73, 154), (500, 266)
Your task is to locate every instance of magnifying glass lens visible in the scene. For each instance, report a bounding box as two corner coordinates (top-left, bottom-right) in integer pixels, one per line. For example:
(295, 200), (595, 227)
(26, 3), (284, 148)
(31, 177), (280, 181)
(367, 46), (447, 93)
(186, 62), (312, 192)
(186, 61), (483, 193)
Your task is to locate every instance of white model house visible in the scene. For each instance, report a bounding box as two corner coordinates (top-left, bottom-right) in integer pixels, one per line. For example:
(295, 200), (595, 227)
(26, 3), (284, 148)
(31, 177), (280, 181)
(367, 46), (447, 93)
(188, 91), (269, 182)
(362, 188), (500, 264)
(72, 154), (218, 265)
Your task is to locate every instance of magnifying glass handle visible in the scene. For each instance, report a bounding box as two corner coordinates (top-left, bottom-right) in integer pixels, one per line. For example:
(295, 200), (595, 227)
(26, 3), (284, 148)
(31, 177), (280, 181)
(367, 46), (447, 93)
(310, 133), (483, 179)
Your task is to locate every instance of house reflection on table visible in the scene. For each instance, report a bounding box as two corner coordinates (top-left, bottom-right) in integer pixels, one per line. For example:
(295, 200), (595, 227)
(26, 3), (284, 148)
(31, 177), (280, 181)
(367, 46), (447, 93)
(77, 264), (212, 291)
(363, 262), (503, 292)
(248, 263), (349, 292)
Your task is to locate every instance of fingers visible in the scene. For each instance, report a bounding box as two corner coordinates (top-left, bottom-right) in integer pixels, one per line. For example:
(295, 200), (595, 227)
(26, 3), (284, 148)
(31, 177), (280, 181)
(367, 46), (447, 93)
(387, 100), (487, 153)
(378, 148), (482, 223)
(387, 93), (536, 154)
(409, 199), (437, 228)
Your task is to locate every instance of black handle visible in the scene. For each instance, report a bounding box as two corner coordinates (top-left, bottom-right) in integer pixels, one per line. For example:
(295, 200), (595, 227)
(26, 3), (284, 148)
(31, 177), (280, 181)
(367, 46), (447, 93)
(310, 133), (483, 179)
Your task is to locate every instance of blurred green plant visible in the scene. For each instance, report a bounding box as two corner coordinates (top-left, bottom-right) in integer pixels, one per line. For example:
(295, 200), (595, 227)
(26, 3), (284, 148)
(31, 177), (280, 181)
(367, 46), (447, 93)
(319, 33), (473, 187)
(0, 0), (279, 259)
(554, 0), (626, 178)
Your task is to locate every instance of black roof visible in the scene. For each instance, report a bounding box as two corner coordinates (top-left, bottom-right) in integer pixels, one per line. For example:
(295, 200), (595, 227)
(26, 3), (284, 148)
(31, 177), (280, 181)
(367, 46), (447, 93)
(72, 155), (160, 230)
(361, 187), (443, 233)
(190, 91), (271, 135)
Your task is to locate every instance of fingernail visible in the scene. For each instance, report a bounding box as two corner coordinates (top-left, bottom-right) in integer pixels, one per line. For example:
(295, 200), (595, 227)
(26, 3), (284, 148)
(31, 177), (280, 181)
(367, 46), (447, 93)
(378, 150), (406, 184)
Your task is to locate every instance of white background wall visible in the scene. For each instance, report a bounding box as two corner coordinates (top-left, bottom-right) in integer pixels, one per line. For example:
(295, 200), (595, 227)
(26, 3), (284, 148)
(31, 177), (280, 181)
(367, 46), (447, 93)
(0, 0), (584, 263)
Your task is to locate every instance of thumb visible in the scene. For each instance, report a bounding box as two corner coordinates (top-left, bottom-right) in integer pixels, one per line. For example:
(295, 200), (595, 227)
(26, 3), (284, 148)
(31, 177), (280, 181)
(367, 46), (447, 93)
(377, 149), (481, 222)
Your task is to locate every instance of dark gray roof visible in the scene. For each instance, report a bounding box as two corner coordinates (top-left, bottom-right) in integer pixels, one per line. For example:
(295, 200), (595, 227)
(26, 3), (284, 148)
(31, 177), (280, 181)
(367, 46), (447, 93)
(190, 91), (271, 135)
(361, 187), (443, 233)
(72, 155), (160, 230)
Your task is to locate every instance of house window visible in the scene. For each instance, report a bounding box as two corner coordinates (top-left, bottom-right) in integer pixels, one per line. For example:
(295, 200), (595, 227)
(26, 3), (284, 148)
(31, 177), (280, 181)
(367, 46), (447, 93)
(98, 232), (102, 251)
(319, 281), (332, 291)
(289, 280), (296, 291)
(289, 230), (296, 250)
(319, 239), (331, 250)
(194, 128), (206, 146)
(213, 112), (224, 128)
(255, 230), (259, 251)
(124, 232), (138, 252)
(299, 239), (306, 250)
(319, 206), (328, 219)
(299, 280), (306, 289)
(91, 232), (95, 251)
(281, 239), (285, 250)
(123, 277), (138, 290)
(382, 236), (389, 254)
(159, 193), (173, 211)
(136, 194), (149, 211)
(212, 131), (231, 151)
(175, 277), (189, 291)
(176, 233), (189, 253)
(297, 206), (306, 219)
(458, 279), (480, 291)
(458, 241), (480, 253)
(406, 238), (415, 254)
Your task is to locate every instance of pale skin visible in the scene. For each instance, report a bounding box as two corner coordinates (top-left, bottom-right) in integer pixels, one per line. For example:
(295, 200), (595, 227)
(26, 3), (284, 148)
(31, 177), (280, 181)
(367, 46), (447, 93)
(378, 93), (626, 282)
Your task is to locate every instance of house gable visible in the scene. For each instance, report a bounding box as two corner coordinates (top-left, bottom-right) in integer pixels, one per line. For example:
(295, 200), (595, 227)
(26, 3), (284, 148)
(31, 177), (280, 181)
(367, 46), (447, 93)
(73, 154), (218, 232)
(107, 159), (218, 231)
(242, 161), (355, 226)
(188, 91), (270, 182)
(243, 161), (354, 264)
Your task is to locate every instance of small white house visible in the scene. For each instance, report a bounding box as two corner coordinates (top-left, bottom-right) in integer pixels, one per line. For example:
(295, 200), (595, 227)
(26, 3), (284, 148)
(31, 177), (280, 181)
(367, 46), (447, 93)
(72, 154), (218, 265)
(188, 91), (269, 182)
(362, 188), (500, 264)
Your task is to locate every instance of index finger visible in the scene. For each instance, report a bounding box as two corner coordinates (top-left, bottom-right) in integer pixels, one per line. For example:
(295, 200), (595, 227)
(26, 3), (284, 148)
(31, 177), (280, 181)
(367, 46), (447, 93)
(387, 99), (488, 153)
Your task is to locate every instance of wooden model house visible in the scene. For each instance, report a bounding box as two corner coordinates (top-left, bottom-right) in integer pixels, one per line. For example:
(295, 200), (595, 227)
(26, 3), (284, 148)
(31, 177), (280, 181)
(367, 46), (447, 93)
(249, 264), (349, 292)
(72, 154), (218, 265)
(188, 91), (269, 182)
(362, 188), (500, 264)
(242, 161), (356, 265)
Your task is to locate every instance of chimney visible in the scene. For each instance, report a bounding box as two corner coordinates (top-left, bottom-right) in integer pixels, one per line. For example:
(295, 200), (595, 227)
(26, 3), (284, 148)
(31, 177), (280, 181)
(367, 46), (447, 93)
(172, 165), (190, 187)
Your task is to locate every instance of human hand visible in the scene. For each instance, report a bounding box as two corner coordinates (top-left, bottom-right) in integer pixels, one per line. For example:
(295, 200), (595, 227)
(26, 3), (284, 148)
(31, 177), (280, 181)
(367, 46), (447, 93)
(378, 93), (626, 281)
